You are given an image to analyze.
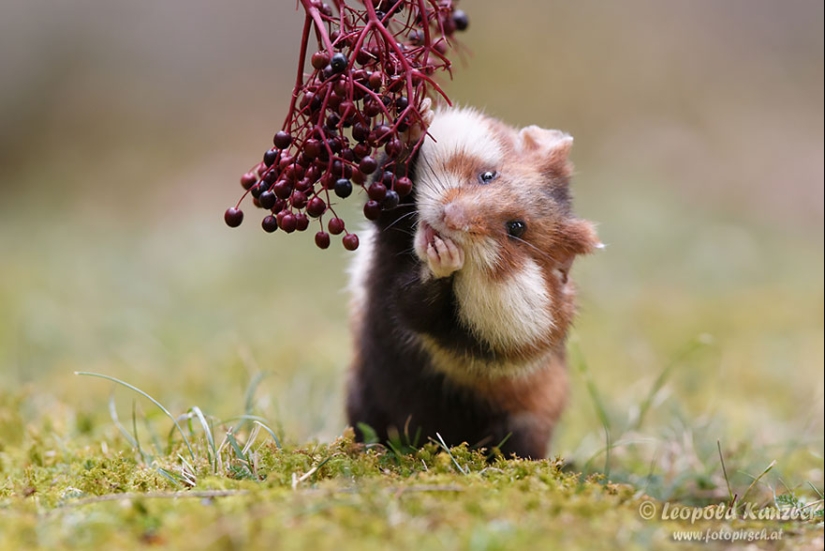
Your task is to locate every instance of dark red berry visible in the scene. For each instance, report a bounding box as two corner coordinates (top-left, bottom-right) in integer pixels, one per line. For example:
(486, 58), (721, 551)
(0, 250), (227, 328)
(224, 208), (244, 227)
(306, 196), (327, 217)
(328, 217), (346, 235)
(338, 100), (355, 118)
(453, 10), (469, 31)
(241, 172), (257, 190)
(363, 200), (382, 220)
(280, 213), (297, 233)
(278, 155), (294, 170)
(295, 177), (313, 192)
(315, 231), (331, 249)
(326, 113), (341, 129)
(342, 233), (360, 251)
(259, 190), (277, 210)
(262, 215), (279, 233)
(333, 79), (349, 96)
(283, 163), (305, 182)
(305, 165), (322, 182)
(352, 122), (370, 142)
(385, 138), (403, 158)
(353, 142), (371, 159)
(273, 131), (292, 149)
(290, 190), (308, 209)
(395, 176), (412, 197)
(295, 213), (310, 231)
(370, 124), (392, 145)
(382, 189), (400, 210)
(330, 53), (348, 73)
(340, 147), (355, 162)
(304, 139), (321, 159)
(273, 181), (293, 200)
(355, 48), (373, 66)
(250, 182), (266, 199)
(359, 156), (378, 174)
(263, 170), (279, 184)
(363, 100), (382, 117)
(367, 181), (387, 201)
(264, 149), (278, 167)
(311, 50), (331, 70)
(368, 71), (384, 90)
(335, 178), (353, 198)
(351, 169), (366, 185)
(320, 173), (336, 190)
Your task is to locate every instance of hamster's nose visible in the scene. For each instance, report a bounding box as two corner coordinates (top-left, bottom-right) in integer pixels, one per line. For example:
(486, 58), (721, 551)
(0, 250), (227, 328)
(443, 202), (469, 232)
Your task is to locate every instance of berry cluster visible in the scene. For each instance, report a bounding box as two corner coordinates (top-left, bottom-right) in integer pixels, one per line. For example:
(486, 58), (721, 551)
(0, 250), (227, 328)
(225, 0), (468, 250)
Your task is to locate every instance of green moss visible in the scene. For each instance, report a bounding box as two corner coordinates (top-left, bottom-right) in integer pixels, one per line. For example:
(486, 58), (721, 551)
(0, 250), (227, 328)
(0, 419), (821, 550)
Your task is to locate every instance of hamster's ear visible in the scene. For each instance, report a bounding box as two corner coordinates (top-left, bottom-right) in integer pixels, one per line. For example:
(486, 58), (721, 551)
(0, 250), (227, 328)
(518, 126), (573, 175)
(560, 218), (602, 256)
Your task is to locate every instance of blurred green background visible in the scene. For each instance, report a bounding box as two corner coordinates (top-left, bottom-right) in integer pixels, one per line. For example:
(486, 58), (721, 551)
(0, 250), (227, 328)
(1, 1), (822, 493)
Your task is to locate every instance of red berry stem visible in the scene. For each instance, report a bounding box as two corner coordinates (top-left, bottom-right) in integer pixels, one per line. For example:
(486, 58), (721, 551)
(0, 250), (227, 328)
(226, 0), (468, 251)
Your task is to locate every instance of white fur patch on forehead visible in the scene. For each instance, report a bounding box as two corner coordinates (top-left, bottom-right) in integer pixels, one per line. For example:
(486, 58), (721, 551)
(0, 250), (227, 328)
(420, 108), (505, 174)
(453, 259), (554, 352)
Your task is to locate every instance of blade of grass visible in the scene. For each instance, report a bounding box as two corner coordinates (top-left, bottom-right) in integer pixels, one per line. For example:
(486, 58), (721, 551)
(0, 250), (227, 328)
(632, 335), (711, 431)
(108, 393), (139, 450)
(189, 406), (217, 473)
(225, 431), (254, 479)
(252, 420), (282, 449)
(292, 456), (334, 489)
(232, 372), (268, 434)
(572, 345), (612, 478)
(717, 440), (735, 505)
(224, 414), (283, 448)
(76, 371), (195, 461)
(225, 432), (248, 463)
(433, 433), (467, 475)
(154, 466), (183, 487)
(131, 400), (144, 461)
(242, 423), (262, 456)
(738, 460), (777, 506)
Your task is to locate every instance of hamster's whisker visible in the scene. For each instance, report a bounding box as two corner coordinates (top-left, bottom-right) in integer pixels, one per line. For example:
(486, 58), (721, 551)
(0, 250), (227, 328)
(383, 210), (418, 233)
(418, 151), (449, 194)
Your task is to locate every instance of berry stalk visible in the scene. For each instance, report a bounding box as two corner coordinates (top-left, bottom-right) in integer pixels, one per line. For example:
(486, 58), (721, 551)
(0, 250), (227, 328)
(226, 0), (469, 250)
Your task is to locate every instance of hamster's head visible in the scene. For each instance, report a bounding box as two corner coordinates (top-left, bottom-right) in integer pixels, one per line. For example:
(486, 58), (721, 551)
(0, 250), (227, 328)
(413, 107), (601, 358)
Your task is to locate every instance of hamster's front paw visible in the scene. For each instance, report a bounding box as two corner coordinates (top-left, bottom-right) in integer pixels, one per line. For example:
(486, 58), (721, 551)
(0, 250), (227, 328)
(426, 235), (464, 279)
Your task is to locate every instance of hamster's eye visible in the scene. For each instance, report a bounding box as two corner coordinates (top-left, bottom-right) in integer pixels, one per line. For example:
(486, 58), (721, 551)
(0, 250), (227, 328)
(478, 170), (498, 184)
(506, 220), (527, 238)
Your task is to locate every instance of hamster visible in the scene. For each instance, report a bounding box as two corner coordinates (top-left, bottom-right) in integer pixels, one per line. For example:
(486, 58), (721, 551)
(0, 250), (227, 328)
(345, 107), (600, 459)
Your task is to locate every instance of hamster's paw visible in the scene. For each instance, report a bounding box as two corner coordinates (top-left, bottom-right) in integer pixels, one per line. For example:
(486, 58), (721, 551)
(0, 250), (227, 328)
(426, 235), (464, 278)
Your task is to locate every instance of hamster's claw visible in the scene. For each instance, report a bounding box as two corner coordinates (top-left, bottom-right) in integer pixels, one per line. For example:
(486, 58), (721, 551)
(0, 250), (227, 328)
(427, 235), (464, 279)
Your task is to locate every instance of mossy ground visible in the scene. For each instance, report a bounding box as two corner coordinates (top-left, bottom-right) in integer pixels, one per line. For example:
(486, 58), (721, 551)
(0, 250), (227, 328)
(2, 419), (821, 551)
